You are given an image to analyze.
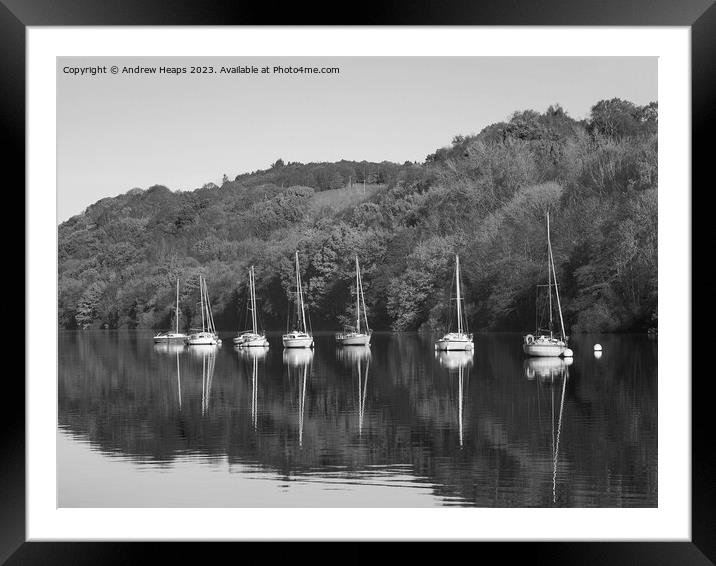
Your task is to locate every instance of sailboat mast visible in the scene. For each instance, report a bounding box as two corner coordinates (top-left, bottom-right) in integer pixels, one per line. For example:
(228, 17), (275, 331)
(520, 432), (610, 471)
(455, 255), (463, 334)
(250, 266), (258, 334)
(175, 278), (180, 334)
(202, 277), (216, 334)
(204, 278), (210, 333)
(296, 252), (307, 332)
(547, 214), (567, 340)
(355, 256), (361, 333)
(200, 276), (206, 332)
(547, 214), (553, 338)
(359, 262), (369, 333)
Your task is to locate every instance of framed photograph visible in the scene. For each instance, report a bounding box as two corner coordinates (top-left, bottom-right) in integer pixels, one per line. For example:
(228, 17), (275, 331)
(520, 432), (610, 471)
(9, 0), (709, 563)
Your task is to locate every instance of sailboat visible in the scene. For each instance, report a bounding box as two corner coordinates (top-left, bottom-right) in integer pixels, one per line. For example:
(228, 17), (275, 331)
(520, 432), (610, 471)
(435, 255), (474, 351)
(186, 275), (221, 346)
(523, 212), (569, 357)
(336, 256), (371, 346)
(153, 279), (187, 343)
(234, 265), (269, 347)
(282, 251), (314, 348)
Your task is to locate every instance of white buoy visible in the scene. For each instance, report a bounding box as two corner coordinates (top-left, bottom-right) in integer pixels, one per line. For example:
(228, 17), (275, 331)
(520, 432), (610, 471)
(594, 351), (603, 359)
(594, 344), (602, 352)
(563, 348), (574, 358)
(564, 356), (574, 366)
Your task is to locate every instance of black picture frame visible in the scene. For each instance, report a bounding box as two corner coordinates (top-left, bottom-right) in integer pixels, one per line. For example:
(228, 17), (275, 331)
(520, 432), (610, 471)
(8, 0), (709, 563)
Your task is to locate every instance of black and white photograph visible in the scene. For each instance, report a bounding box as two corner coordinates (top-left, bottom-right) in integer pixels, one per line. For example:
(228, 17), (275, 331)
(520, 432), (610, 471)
(55, 54), (660, 509)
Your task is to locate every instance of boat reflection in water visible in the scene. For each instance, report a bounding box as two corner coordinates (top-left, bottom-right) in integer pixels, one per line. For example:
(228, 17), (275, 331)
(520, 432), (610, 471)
(436, 350), (473, 447)
(335, 344), (371, 364)
(153, 342), (186, 355)
(236, 346), (269, 430)
(185, 345), (217, 415)
(283, 348), (314, 447)
(336, 346), (371, 437)
(524, 355), (570, 504)
(523, 356), (572, 382)
(154, 342), (187, 410)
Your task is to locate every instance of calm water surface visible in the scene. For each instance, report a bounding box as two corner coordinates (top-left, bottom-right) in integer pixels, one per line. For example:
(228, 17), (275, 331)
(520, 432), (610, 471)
(58, 331), (657, 507)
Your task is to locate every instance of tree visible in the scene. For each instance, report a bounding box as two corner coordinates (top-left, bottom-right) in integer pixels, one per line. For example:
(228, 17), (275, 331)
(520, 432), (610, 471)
(75, 280), (107, 329)
(588, 98), (640, 138)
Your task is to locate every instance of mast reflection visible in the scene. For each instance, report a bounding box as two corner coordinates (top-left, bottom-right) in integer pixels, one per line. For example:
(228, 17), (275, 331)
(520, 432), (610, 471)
(187, 345), (217, 416)
(436, 350), (473, 447)
(283, 348), (314, 447)
(337, 346), (371, 437)
(524, 356), (570, 503)
(237, 346), (268, 430)
(153, 342), (186, 355)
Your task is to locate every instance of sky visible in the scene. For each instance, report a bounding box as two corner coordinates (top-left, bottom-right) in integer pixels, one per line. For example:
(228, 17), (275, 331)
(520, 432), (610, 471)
(57, 56), (657, 222)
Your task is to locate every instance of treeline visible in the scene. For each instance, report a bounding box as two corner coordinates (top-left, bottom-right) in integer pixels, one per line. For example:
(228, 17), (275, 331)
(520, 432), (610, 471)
(58, 98), (657, 333)
(231, 159), (408, 192)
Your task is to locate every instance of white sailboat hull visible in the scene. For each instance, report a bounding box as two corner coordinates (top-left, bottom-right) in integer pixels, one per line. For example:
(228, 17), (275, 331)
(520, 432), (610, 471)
(435, 339), (474, 351)
(241, 335), (270, 348)
(435, 333), (474, 351)
(282, 333), (314, 348)
(186, 332), (219, 346)
(523, 337), (566, 357)
(336, 333), (371, 346)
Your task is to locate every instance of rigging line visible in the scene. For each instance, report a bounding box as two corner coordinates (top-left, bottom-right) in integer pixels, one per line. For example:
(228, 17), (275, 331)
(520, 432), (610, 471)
(208, 280), (217, 334)
(356, 259), (370, 333)
(446, 265), (456, 332)
(548, 229), (566, 341)
(458, 257), (469, 334)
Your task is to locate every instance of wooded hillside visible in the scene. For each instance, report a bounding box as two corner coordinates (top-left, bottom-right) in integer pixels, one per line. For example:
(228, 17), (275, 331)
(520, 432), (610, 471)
(58, 98), (657, 333)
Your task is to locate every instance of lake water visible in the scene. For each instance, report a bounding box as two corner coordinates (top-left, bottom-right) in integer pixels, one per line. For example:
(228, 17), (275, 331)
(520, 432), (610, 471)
(58, 331), (657, 507)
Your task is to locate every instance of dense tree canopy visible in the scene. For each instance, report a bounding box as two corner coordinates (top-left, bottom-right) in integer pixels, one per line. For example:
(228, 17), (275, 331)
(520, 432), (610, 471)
(58, 99), (658, 333)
